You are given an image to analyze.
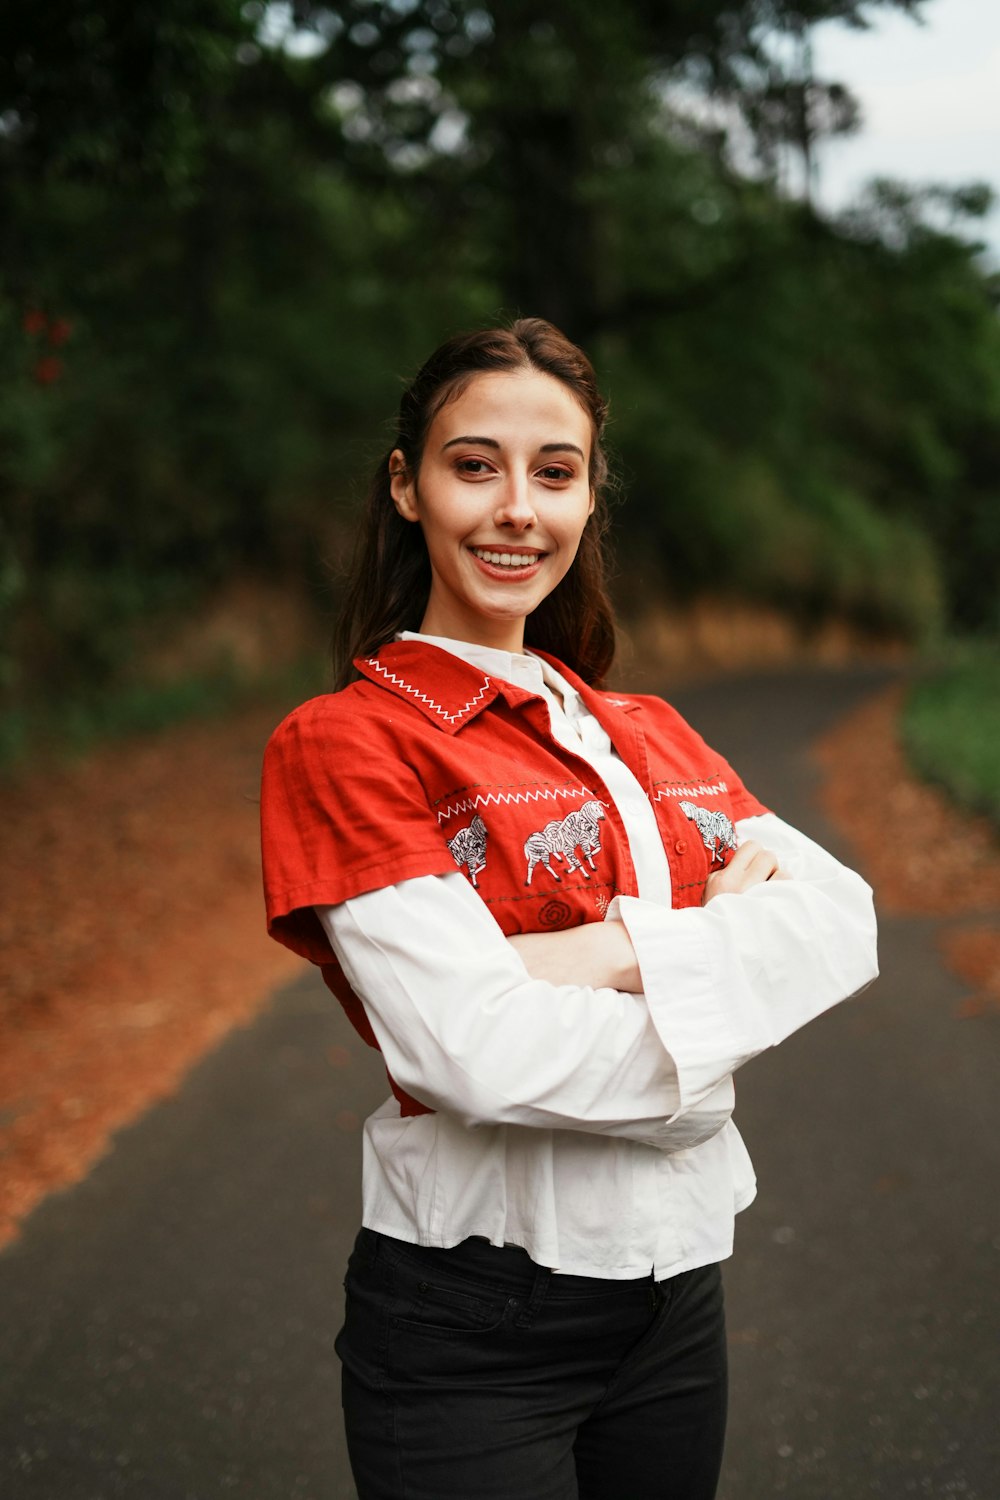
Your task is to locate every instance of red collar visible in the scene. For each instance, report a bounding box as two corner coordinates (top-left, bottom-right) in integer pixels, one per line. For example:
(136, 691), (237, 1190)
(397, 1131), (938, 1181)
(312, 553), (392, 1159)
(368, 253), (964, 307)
(354, 642), (504, 735)
(354, 641), (639, 736)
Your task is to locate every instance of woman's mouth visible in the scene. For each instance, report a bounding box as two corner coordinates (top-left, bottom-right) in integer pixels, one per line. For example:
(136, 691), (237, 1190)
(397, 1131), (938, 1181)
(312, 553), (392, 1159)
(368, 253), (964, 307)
(470, 547), (543, 570)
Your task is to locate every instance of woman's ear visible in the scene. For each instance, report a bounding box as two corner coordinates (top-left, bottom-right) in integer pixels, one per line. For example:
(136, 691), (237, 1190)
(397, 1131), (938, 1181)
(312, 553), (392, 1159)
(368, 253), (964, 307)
(390, 449), (419, 522)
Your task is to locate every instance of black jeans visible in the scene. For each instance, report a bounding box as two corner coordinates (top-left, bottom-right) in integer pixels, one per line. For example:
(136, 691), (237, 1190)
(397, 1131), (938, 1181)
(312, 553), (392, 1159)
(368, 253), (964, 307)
(336, 1228), (728, 1500)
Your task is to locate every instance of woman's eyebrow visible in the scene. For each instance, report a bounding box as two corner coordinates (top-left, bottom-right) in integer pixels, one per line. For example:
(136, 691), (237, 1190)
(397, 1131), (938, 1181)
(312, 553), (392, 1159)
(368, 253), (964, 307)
(440, 436), (585, 460)
(441, 435), (500, 451)
(540, 442), (585, 460)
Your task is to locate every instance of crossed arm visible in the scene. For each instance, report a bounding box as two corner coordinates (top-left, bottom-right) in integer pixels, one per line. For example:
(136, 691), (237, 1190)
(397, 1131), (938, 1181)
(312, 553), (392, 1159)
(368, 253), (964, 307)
(508, 837), (787, 991)
(313, 820), (865, 1140)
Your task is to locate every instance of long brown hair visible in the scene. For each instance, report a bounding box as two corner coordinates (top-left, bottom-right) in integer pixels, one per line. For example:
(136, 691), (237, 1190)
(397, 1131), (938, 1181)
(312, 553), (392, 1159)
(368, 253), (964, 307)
(332, 317), (617, 688)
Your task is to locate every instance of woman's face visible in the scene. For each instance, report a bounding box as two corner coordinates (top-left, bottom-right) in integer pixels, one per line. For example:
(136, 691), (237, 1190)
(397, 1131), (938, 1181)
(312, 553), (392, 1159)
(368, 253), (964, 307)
(390, 368), (595, 654)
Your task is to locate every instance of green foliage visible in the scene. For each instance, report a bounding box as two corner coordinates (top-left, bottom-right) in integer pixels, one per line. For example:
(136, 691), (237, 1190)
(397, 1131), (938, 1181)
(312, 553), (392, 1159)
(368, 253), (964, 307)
(902, 643), (1000, 827)
(0, 0), (997, 747)
(0, 648), (330, 773)
(0, 1), (252, 185)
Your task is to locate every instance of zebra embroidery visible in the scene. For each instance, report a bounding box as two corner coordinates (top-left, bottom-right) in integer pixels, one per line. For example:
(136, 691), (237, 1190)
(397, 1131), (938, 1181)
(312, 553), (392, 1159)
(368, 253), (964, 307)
(447, 813), (488, 888)
(679, 800), (737, 865)
(524, 799), (606, 886)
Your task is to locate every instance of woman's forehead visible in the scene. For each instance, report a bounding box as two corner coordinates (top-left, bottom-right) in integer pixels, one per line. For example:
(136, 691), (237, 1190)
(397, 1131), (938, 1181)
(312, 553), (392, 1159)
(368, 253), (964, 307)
(431, 368), (592, 447)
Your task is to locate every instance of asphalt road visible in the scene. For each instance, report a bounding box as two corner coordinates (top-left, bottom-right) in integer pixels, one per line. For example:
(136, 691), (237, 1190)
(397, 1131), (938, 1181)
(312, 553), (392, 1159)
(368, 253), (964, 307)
(2, 666), (998, 1499)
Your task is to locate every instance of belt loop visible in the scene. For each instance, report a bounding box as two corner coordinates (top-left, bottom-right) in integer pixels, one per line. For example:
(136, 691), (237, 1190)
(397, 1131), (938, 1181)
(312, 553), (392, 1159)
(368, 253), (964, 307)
(514, 1263), (551, 1329)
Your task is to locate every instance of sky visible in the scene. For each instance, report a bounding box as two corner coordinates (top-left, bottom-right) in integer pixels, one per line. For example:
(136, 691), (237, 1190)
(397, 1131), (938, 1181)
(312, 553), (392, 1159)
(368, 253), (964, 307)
(812, 0), (1000, 261)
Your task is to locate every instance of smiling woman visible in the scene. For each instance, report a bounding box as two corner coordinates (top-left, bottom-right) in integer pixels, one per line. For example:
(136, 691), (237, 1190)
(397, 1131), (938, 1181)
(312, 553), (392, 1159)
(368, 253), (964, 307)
(259, 318), (878, 1500)
(331, 318), (616, 691)
(388, 368), (595, 652)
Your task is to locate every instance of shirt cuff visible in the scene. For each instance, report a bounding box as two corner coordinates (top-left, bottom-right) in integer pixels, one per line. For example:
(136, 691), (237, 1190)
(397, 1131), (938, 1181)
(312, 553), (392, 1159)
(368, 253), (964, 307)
(607, 893), (774, 1114)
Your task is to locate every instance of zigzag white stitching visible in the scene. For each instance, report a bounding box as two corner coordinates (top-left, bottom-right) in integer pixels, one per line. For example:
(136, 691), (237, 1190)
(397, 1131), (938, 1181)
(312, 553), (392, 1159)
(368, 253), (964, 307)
(437, 784), (591, 825)
(651, 779), (729, 803)
(366, 660), (492, 724)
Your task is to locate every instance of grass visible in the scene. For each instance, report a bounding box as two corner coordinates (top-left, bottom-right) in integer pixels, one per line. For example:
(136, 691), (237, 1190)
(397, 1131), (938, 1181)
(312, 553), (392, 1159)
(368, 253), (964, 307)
(901, 640), (1000, 828)
(0, 651), (331, 775)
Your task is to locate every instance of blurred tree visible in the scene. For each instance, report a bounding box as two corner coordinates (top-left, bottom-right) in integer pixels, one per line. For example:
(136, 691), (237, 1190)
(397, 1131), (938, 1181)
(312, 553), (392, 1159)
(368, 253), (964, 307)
(2, 0), (998, 744)
(283, 0), (924, 336)
(0, 1), (251, 184)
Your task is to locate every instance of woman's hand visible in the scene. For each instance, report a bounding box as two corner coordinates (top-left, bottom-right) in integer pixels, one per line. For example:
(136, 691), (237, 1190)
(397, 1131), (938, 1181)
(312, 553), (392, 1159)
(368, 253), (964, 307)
(702, 839), (790, 905)
(508, 921), (642, 993)
(509, 841), (792, 988)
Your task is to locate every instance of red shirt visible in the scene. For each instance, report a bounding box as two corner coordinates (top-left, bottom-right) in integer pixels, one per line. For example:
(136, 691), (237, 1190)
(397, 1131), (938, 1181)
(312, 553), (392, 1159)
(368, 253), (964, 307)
(261, 640), (767, 1114)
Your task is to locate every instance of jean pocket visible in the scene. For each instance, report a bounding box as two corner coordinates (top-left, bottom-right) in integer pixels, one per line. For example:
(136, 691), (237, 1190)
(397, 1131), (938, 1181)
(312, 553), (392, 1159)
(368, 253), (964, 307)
(392, 1272), (512, 1344)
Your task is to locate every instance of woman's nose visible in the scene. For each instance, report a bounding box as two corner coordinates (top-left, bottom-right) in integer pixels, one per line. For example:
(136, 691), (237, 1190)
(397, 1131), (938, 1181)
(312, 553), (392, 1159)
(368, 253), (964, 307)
(493, 476), (536, 530)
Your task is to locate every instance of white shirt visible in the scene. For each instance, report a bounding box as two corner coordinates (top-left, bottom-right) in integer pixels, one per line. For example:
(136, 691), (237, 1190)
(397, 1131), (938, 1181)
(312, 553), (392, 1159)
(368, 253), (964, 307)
(315, 633), (878, 1279)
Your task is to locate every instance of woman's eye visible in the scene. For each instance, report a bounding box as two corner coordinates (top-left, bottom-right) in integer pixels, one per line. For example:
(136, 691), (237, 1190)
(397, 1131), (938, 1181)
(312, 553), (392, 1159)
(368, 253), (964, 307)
(538, 465), (573, 482)
(456, 458), (492, 475)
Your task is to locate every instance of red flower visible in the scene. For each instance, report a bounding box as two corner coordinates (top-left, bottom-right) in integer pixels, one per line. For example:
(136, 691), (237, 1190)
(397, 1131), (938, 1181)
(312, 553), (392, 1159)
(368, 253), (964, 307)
(22, 309), (46, 337)
(33, 356), (64, 385)
(47, 317), (73, 347)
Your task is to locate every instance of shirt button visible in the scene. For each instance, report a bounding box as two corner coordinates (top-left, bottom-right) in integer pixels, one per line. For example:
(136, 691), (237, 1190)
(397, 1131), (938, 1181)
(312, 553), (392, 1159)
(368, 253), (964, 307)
(674, 839), (688, 855)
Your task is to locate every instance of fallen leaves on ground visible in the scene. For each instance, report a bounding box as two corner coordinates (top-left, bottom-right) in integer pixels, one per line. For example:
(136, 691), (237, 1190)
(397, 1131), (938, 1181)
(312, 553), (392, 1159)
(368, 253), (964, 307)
(814, 683), (1000, 1017)
(0, 705), (303, 1248)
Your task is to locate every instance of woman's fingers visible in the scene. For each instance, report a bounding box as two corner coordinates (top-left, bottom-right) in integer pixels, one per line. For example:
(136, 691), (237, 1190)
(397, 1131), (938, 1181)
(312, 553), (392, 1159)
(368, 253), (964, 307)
(725, 839), (760, 871)
(744, 847), (781, 883)
(702, 840), (786, 903)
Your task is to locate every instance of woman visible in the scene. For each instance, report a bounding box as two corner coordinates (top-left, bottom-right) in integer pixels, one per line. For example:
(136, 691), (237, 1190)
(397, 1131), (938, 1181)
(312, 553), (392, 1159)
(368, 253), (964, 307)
(260, 318), (877, 1500)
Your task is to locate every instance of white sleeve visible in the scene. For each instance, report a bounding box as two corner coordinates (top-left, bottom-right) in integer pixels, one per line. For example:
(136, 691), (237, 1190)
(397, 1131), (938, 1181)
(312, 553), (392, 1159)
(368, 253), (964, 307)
(315, 874), (722, 1148)
(608, 811), (878, 1118)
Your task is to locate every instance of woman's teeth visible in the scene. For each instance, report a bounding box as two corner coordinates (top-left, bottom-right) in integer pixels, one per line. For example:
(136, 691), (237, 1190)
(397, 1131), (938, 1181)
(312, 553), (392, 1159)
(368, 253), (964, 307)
(471, 548), (541, 568)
